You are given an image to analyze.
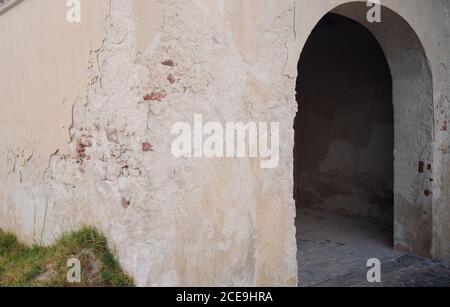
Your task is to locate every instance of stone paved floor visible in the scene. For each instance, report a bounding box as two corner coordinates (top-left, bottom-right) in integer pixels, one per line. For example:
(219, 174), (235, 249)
(297, 208), (450, 287)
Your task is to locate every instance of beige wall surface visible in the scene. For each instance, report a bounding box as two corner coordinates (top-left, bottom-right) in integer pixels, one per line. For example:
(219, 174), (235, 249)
(0, 0), (110, 259)
(0, 0), (448, 286)
(0, 0), (108, 175)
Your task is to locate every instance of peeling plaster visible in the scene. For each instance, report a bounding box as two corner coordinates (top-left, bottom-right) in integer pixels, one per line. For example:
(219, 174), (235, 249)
(0, 0), (449, 286)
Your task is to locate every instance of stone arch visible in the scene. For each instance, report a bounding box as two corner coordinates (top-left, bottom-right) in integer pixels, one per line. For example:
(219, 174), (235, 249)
(294, 2), (434, 257)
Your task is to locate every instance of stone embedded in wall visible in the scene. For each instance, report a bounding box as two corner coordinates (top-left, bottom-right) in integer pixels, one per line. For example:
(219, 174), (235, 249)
(121, 197), (131, 209)
(76, 135), (93, 162)
(142, 142), (154, 152)
(419, 161), (425, 173)
(167, 74), (176, 84)
(144, 91), (167, 101)
(162, 59), (175, 67)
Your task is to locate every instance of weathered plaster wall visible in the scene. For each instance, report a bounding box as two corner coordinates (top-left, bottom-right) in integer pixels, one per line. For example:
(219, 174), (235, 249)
(0, 0), (109, 239)
(0, 0), (449, 286)
(433, 0), (450, 258)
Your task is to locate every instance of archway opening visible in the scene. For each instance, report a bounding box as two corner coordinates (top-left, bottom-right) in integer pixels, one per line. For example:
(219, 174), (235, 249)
(294, 12), (395, 286)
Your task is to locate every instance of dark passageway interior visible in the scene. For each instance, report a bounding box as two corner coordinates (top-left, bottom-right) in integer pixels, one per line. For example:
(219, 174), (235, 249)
(294, 13), (395, 286)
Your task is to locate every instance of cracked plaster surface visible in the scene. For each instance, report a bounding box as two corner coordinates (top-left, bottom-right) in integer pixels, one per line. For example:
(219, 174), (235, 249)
(0, 0), (449, 286)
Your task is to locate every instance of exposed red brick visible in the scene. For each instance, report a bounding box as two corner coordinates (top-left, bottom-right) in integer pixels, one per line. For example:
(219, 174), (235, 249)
(418, 161), (424, 173)
(442, 121), (448, 131)
(161, 59), (175, 67)
(143, 91), (166, 101)
(121, 197), (130, 210)
(76, 143), (86, 159)
(167, 74), (176, 84)
(76, 136), (92, 160)
(142, 142), (154, 152)
(427, 164), (432, 171)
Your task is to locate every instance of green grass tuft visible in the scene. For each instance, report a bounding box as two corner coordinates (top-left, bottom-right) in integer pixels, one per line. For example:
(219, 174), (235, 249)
(0, 227), (134, 287)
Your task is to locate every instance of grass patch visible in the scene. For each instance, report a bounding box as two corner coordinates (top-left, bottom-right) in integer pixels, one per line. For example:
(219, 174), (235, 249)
(0, 227), (134, 287)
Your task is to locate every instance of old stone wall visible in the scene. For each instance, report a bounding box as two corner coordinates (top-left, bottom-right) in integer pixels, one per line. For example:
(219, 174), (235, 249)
(0, 0), (449, 286)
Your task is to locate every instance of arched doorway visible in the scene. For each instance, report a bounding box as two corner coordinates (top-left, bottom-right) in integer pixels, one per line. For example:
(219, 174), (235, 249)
(294, 3), (434, 286)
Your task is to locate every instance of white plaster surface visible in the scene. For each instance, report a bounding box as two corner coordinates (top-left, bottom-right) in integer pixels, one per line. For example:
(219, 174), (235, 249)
(0, 0), (448, 286)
